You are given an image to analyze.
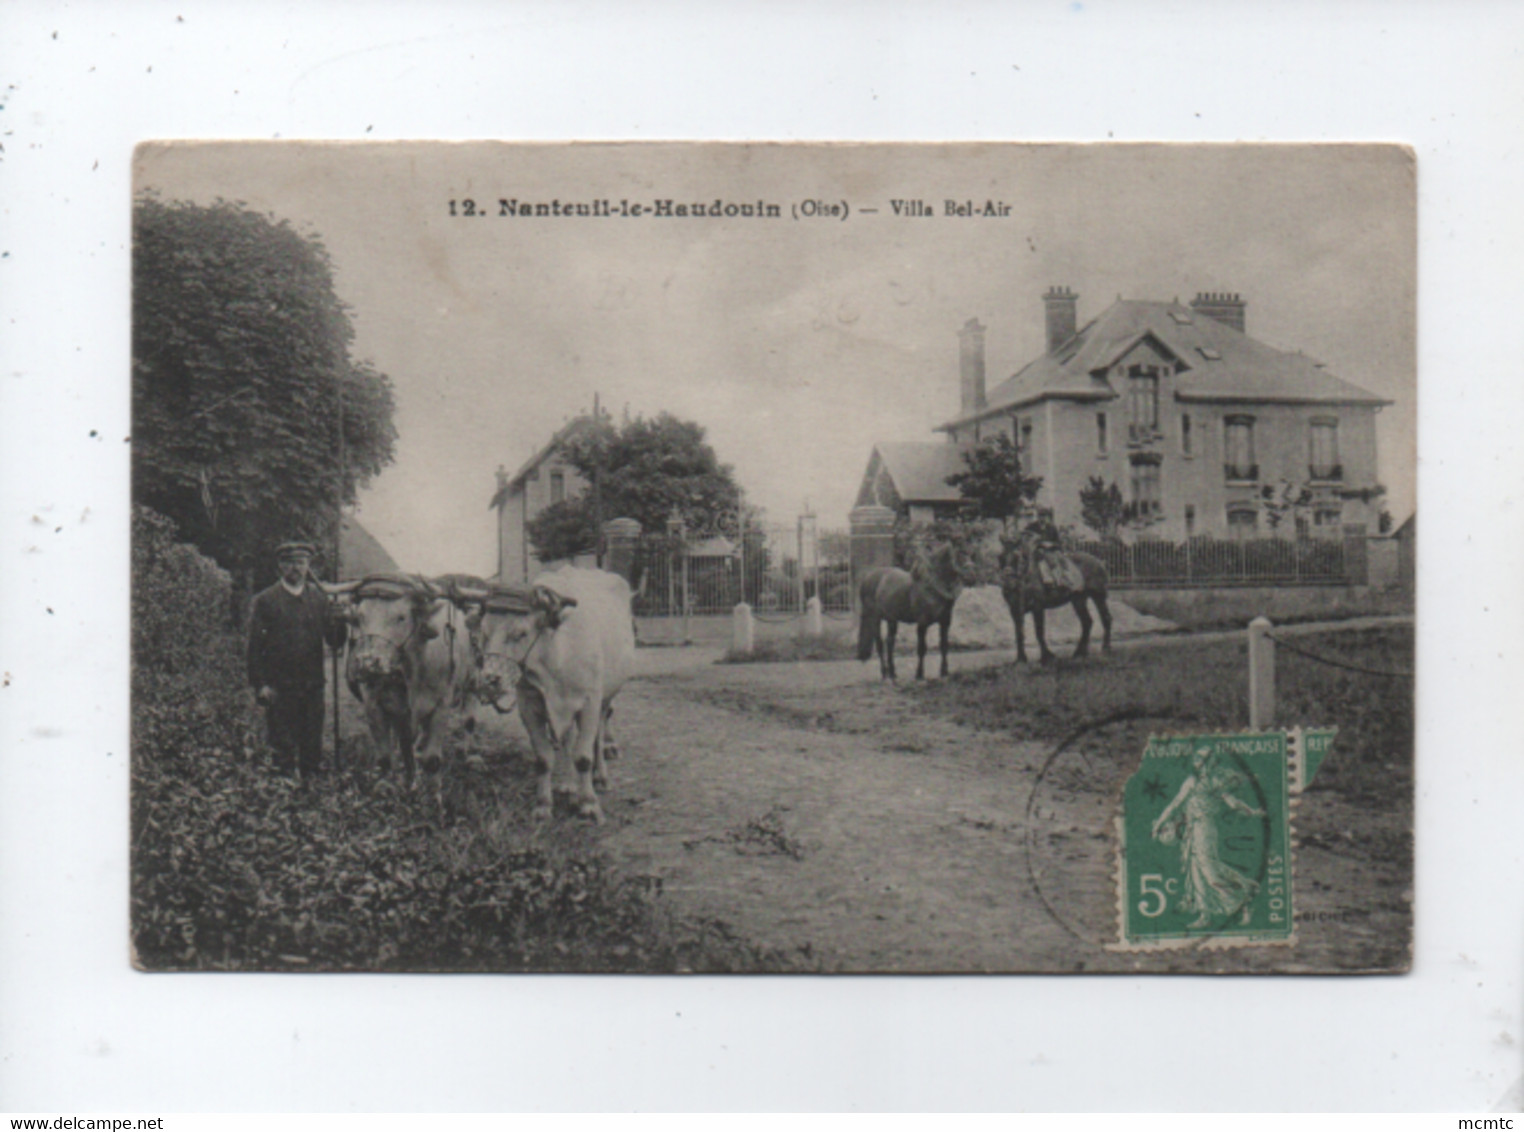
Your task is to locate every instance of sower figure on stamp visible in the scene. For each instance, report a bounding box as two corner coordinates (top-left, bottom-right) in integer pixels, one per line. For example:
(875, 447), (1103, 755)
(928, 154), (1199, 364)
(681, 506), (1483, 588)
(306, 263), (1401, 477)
(247, 541), (348, 780)
(1151, 745), (1266, 929)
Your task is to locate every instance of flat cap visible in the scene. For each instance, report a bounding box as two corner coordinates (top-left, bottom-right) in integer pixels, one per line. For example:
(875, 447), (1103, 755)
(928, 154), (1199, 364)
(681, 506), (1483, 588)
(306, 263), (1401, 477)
(275, 541), (319, 560)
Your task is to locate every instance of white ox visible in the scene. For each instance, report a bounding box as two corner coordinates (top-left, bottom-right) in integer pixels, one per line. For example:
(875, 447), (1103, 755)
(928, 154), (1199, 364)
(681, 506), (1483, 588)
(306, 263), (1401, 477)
(471, 567), (636, 823)
(333, 575), (475, 786)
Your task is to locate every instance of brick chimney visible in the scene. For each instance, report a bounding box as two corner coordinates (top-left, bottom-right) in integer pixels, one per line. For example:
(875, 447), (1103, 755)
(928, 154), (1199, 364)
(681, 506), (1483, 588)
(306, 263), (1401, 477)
(958, 317), (987, 416)
(1190, 291), (1247, 334)
(1043, 286), (1078, 354)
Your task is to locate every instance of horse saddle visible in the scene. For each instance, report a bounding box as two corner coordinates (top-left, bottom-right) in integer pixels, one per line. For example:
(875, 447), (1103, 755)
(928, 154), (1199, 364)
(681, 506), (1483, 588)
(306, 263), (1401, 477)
(1034, 548), (1085, 595)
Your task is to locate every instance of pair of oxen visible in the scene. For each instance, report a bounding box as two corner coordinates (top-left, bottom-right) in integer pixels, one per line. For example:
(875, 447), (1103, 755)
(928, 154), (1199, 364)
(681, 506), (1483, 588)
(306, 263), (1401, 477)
(324, 566), (635, 823)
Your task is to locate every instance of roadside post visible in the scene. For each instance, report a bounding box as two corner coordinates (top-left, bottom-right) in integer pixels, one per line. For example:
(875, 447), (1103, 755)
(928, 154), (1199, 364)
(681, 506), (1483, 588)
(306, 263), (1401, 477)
(1249, 615), (1276, 729)
(732, 602), (755, 655)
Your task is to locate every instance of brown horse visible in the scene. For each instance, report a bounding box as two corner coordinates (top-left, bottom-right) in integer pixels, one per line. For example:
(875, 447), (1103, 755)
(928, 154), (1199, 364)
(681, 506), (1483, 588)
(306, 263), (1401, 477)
(1000, 530), (1113, 664)
(856, 543), (966, 681)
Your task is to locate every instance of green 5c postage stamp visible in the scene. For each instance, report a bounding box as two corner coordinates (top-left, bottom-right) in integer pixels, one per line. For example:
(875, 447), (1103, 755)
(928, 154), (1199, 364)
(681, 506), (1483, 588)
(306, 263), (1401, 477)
(1113, 732), (1295, 949)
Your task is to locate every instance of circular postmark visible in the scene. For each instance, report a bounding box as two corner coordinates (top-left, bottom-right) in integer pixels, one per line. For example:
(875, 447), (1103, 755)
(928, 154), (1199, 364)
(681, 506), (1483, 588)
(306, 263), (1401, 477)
(1022, 710), (1184, 948)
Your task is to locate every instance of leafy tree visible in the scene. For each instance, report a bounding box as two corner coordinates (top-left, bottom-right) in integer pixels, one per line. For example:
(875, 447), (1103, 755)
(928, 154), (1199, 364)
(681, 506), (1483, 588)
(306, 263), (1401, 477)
(945, 433), (1043, 534)
(524, 497), (600, 563)
(1079, 476), (1127, 540)
(526, 411), (746, 562)
(132, 196), (398, 584)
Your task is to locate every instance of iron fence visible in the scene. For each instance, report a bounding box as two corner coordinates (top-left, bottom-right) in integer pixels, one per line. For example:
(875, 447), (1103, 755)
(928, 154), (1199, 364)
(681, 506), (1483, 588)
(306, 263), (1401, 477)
(1067, 534), (1351, 587)
(631, 519), (853, 619)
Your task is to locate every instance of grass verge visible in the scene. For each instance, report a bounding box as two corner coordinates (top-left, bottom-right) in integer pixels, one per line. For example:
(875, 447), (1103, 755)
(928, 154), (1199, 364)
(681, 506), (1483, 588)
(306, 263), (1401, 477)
(132, 642), (799, 973)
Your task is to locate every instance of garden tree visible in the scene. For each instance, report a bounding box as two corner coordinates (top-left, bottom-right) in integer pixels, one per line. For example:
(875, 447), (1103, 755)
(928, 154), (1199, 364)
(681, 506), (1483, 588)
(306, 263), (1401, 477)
(132, 196), (398, 584)
(944, 432), (1044, 535)
(1259, 480), (1386, 533)
(525, 411), (746, 562)
(1079, 476), (1127, 540)
(1258, 480), (1315, 532)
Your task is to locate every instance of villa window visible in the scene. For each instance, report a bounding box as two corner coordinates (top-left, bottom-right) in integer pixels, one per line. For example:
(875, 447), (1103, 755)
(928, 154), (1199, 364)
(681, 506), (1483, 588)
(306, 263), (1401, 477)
(1227, 505), (1259, 538)
(1309, 418), (1342, 480)
(550, 470), (566, 504)
(1129, 453), (1162, 519)
(1224, 415), (1257, 481)
(1181, 413), (1193, 457)
(1128, 365), (1161, 442)
(1184, 505), (1196, 536)
(1314, 505), (1344, 532)
(1096, 412), (1109, 455)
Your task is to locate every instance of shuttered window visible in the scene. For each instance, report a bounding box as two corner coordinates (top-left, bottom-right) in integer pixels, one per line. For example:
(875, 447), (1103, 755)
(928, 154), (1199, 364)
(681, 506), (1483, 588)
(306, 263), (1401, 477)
(1309, 418), (1341, 480)
(1225, 415), (1257, 481)
(1129, 454), (1162, 518)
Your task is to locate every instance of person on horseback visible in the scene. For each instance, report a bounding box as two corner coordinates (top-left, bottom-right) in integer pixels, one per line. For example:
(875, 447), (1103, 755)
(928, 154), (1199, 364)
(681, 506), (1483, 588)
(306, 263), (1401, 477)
(1024, 511), (1081, 593)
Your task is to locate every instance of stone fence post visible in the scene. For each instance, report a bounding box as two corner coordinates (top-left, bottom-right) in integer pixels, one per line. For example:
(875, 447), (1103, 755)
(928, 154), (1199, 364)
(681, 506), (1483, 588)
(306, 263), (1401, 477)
(1248, 616), (1275, 730)
(1342, 523), (1369, 586)
(804, 594), (824, 638)
(732, 602), (755, 655)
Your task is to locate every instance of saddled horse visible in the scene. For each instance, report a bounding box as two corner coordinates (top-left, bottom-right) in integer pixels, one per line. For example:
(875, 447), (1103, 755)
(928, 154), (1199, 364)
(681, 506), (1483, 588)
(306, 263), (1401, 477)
(856, 543), (967, 681)
(1000, 530), (1113, 664)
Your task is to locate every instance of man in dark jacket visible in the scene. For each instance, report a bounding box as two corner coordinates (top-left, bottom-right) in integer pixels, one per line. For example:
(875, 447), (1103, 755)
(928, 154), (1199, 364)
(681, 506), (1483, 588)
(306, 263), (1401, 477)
(247, 541), (346, 779)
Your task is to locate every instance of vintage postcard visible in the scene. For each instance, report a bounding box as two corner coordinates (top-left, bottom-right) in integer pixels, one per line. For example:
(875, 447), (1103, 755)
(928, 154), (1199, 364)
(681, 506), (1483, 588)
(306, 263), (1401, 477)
(130, 142), (1414, 973)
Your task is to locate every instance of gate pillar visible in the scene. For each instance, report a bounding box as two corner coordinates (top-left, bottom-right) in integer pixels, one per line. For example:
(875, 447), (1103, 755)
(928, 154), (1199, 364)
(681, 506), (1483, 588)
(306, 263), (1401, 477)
(602, 517), (643, 585)
(850, 505), (898, 584)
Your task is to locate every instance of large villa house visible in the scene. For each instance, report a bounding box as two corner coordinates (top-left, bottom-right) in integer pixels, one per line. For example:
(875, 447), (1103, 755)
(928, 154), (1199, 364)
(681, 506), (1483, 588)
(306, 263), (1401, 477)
(857, 288), (1390, 540)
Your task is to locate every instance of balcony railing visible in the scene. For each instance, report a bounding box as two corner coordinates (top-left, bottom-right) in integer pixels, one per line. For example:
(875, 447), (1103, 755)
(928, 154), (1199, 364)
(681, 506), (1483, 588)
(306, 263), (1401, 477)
(1308, 463), (1344, 482)
(1224, 462), (1259, 483)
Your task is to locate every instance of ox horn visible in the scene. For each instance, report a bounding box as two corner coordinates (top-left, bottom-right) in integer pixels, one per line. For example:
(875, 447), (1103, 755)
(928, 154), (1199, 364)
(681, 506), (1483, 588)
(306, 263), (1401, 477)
(533, 585), (578, 628)
(321, 579), (363, 597)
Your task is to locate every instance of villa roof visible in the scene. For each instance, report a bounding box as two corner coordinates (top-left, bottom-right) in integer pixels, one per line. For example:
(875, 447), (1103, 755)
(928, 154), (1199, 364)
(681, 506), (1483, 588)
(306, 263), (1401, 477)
(939, 299), (1389, 431)
(489, 415), (599, 509)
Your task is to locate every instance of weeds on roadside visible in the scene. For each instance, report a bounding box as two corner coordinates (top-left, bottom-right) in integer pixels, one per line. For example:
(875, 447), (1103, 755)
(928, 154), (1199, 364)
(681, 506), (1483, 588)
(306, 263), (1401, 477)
(905, 625), (1413, 815)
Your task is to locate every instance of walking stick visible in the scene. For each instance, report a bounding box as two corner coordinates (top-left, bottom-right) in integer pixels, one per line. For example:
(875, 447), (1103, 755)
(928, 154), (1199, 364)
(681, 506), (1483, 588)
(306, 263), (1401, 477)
(315, 557), (343, 775)
(332, 630), (343, 773)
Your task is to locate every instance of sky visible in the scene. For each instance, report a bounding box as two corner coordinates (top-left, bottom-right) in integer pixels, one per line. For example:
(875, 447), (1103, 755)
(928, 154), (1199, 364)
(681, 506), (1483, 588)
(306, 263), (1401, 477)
(135, 142), (1416, 575)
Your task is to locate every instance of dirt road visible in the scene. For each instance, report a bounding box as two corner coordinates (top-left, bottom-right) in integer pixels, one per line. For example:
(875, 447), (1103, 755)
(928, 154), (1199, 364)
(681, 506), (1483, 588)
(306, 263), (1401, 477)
(573, 640), (1411, 973)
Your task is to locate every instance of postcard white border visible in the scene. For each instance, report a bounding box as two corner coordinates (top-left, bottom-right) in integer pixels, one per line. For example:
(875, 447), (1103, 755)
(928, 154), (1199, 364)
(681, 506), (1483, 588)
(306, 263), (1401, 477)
(2, 0), (1518, 1113)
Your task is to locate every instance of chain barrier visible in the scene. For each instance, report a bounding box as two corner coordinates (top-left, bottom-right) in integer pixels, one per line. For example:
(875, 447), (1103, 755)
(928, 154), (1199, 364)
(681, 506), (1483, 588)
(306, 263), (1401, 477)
(1265, 631), (1413, 679)
(752, 609), (808, 625)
